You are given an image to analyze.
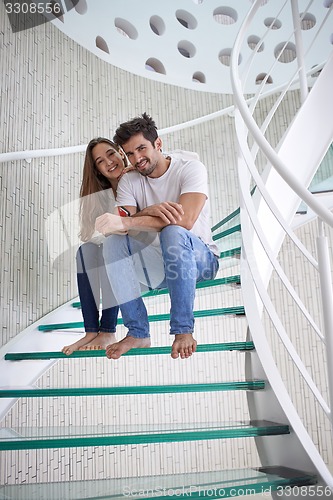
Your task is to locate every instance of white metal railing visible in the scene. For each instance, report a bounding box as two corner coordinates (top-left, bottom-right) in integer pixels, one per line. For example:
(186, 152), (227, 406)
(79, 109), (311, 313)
(231, 0), (333, 488)
(0, 63), (326, 165)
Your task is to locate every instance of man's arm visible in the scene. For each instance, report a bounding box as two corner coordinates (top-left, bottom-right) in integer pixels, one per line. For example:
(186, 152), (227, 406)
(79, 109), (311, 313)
(176, 192), (206, 230)
(133, 201), (184, 225)
(96, 192), (206, 236)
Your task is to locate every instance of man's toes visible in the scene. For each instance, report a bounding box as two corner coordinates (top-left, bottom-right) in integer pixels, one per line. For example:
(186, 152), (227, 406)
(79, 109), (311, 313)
(106, 347), (115, 358)
(171, 348), (179, 359)
(106, 348), (120, 359)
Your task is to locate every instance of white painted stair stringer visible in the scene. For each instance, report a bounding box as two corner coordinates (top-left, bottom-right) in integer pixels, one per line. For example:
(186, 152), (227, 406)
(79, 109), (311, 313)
(0, 297), (82, 421)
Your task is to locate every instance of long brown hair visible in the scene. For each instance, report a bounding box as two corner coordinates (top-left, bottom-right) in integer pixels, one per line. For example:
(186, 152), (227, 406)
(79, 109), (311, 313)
(79, 137), (127, 241)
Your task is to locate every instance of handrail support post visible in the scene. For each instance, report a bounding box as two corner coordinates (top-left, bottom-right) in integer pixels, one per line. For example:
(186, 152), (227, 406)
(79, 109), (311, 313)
(291, 0), (308, 103)
(317, 218), (333, 430)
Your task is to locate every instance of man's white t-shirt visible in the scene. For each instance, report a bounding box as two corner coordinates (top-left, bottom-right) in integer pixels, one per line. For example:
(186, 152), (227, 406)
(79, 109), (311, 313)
(115, 155), (219, 257)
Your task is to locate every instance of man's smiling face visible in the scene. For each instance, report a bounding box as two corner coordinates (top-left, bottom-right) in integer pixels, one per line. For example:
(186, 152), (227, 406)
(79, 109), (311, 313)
(123, 133), (163, 178)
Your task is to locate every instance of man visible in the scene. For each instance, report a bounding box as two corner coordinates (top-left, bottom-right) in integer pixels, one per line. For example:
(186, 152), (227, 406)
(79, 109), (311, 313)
(95, 113), (219, 360)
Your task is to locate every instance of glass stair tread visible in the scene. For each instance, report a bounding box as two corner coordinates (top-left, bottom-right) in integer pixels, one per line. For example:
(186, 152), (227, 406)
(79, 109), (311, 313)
(220, 246), (241, 259)
(211, 206), (240, 232)
(0, 466), (317, 499)
(212, 224), (241, 241)
(71, 275), (241, 307)
(36, 306), (245, 332)
(5, 341), (254, 360)
(143, 275), (241, 298)
(0, 420), (290, 450)
(0, 380), (265, 398)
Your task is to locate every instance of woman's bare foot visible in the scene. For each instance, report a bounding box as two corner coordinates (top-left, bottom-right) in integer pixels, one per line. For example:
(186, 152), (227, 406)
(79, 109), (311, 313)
(62, 332), (98, 355)
(105, 336), (151, 359)
(79, 332), (117, 350)
(171, 333), (197, 359)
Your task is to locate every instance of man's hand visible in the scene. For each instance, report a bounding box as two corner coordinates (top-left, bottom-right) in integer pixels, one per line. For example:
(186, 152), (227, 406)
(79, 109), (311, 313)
(95, 213), (128, 235)
(135, 202), (184, 225)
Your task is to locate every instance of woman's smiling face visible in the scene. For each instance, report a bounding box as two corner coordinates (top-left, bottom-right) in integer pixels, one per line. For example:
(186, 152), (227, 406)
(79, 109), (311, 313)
(92, 142), (125, 181)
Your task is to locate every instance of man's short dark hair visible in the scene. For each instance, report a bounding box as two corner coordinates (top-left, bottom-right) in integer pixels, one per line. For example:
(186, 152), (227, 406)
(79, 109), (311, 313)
(113, 112), (158, 147)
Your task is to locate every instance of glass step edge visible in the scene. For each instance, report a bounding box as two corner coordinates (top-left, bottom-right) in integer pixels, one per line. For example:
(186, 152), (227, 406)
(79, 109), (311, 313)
(0, 420), (290, 451)
(220, 247), (241, 259)
(72, 275), (241, 307)
(0, 466), (317, 500)
(211, 206), (240, 232)
(37, 306), (246, 332)
(5, 341), (255, 361)
(213, 224), (241, 241)
(0, 380), (265, 398)
(142, 275), (241, 297)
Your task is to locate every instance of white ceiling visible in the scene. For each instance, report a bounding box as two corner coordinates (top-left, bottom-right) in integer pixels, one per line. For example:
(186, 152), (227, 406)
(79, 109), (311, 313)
(52, 0), (333, 94)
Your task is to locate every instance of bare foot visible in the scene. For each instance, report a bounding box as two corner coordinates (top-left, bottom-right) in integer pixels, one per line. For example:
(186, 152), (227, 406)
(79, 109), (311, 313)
(79, 332), (117, 351)
(105, 335), (151, 359)
(62, 332), (97, 355)
(171, 333), (197, 359)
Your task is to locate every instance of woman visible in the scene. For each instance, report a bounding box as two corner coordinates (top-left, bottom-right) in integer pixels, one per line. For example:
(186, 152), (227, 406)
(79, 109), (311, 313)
(62, 138), (130, 355)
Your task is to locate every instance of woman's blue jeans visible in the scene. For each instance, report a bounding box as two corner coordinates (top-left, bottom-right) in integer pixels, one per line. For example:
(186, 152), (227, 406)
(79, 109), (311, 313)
(102, 226), (219, 339)
(76, 242), (119, 333)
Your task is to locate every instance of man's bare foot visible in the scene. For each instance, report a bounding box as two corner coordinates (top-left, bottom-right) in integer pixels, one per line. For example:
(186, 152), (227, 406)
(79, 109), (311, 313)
(171, 333), (197, 359)
(62, 332), (97, 356)
(79, 332), (117, 351)
(105, 336), (151, 359)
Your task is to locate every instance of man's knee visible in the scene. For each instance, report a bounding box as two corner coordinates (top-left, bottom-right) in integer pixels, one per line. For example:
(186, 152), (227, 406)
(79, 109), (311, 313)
(160, 225), (188, 244)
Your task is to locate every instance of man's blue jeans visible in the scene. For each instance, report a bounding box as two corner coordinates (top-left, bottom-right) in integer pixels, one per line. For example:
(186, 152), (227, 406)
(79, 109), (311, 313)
(77, 243), (119, 333)
(102, 226), (219, 339)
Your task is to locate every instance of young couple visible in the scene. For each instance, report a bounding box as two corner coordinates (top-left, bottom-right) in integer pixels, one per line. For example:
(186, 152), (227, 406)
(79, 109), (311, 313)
(62, 113), (219, 360)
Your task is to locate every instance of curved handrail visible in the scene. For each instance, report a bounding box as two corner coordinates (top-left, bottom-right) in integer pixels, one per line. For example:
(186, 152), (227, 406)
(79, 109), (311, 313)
(231, 13), (333, 228)
(231, 0), (333, 487)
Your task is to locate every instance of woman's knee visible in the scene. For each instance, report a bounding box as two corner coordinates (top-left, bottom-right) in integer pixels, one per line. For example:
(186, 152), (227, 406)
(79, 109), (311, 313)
(102, 234), (127, 261)
(76, 242), (100, 272)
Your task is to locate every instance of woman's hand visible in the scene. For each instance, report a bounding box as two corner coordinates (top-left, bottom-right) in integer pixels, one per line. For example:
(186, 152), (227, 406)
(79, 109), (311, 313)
(95, 213), (128, 235)
(119, 165), (135, 179)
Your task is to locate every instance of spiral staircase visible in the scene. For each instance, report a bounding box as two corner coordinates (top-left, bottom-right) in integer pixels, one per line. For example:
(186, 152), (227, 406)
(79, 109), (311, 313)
(1, 1), (333, 499)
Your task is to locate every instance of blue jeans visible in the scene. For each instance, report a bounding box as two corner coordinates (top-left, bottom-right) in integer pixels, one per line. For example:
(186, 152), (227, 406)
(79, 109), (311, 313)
(103, 226), (219, 338)
(76, 243), (119, 333)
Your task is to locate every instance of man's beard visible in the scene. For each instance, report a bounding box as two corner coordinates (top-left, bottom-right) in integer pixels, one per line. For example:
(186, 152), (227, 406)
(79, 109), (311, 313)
(137, 159), (157, 177)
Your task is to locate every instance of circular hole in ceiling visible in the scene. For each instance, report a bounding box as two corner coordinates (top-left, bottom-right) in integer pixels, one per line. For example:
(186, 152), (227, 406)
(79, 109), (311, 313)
(274, 42), (297, 63)
(145, 58), (166, 74)
(72, 0), (87, 15)
(192, 71), (206, 83)
(255, 73), (273, 85)
(218, 48), (241, 66)
(114, 18), (138, 39)
(149, 15), (165, 35)
(247, 35), (264, 52)
(176, 10), (198, 29)
(264, 17), (282, 29)
(96, 36), (109, 54)
(300, 12), (316, 30)
(213, 6), (237, 25)
(178, 40), (196, 58)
